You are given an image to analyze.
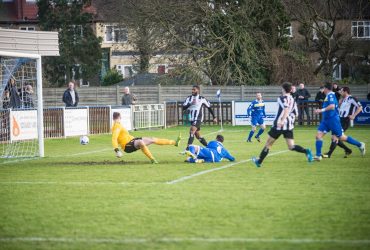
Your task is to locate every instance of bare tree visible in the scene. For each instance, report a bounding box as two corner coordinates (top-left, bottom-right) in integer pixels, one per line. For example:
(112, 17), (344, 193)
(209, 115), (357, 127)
(285, 0), (370, 80)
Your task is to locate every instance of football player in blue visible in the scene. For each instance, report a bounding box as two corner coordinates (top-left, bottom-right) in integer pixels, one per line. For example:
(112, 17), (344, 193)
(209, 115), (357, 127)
(246, 92), (266, 142)
(184, 135), (235, 163)
(314, 83), (365, 161)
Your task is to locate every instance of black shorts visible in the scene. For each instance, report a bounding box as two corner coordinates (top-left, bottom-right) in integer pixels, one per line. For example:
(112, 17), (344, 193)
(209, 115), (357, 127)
(340, 117), (350, 132)
(190, 120), (201, 131)
(124, 137), (142, 153)
(268, 127), (294, 140)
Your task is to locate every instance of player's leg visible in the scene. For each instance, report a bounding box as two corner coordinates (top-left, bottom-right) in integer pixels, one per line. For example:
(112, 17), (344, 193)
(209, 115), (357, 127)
(195, 127), (208, 147)
(338, 134), (365, 157)
(323, 135), (339, 158)
(142, 136), (181, 147)
(133, 138), (157, 163)
(325, 118), (351, 158)
(330, 119), (365, 156)
(255, 121), (265, 142)
(314, 121), (329, 160)
(252, 127), (279, 167)
(186, 146), (211, 163)
(285, 134), (313, 162)
(187, 124), (198, 149)
(247, 118), (257, 142)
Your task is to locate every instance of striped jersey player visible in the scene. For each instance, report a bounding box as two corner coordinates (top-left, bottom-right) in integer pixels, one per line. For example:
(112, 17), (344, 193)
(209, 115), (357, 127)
(183, 85), (217, 149)
(252, 82), (313, 167)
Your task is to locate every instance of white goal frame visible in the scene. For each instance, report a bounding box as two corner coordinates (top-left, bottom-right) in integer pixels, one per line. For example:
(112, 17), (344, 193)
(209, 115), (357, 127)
(0, 50), (44, 157)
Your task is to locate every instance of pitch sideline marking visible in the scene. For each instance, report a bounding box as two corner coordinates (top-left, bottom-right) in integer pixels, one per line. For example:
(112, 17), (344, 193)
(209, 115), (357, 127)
(167, 150), (289, 185)
(0, 236), (369, 245)
(0, 181), (158, 186)
(0, 149), (112, 165)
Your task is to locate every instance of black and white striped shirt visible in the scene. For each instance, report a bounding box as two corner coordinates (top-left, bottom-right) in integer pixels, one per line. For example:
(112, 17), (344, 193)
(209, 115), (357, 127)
(339, 95), (362, 118)
(183, 95), (214, 122)
(273, 94), (297, 131)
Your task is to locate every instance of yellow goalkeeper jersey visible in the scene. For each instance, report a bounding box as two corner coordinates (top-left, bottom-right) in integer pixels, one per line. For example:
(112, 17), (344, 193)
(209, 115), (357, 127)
(111, 121), (134, 149)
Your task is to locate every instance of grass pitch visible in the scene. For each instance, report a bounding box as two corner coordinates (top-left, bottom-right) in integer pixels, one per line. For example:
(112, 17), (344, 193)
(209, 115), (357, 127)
(1, 125), (370, 250)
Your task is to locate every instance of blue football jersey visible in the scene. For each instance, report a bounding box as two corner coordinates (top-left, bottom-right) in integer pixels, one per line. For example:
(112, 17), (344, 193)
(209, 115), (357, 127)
(247, 100), (266, 118)
(207, 141), (235, 162)
(322, 92), (339, 120)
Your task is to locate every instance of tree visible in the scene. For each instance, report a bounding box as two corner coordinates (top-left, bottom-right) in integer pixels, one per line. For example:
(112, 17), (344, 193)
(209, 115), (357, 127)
(98, 0), (290, 85)
(38, 0), (102, 86)
(285, 0), (370, 81)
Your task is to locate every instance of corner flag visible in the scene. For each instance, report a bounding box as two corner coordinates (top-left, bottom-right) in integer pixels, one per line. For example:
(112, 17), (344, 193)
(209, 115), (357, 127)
(216, 89), (221, 100)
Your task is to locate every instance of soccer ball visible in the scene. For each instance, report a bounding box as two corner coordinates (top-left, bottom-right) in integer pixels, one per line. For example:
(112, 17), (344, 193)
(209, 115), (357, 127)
(80, 135), (89, 145)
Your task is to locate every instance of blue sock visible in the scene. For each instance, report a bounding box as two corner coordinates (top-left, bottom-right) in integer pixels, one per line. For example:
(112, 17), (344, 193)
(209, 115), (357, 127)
(315, 139), (323, 156)
(247, 130), (254, 140)
(256, 129), (264, 138)
(346, 136), (361, 147)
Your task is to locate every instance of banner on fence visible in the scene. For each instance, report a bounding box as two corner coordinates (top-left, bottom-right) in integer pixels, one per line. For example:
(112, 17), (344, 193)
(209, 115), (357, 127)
(111, 108), (132, 131)
(355, 101), (370, 125)
(10, 110), (38, 141)
(64, 108), (89, 136)
(233, 101), (278, 126)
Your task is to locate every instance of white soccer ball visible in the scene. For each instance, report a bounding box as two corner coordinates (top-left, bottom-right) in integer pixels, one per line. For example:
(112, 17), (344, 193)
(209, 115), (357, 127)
(80, 135), (89, 145)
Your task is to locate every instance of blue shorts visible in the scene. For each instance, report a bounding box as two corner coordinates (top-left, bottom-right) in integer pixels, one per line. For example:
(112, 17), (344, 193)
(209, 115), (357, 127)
(251, 116), (264, 126)
(318, 118), (343, 137)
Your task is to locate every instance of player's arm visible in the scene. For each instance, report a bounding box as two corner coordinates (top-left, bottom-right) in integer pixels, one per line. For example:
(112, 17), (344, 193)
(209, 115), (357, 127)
(183, 97), (191, 110)
(112, 127), (123, 158)
(315, 94), (336, 113)
(247, 102), (253, 116)
(350, 98), (363, 120)
(223, 149), (235, 161)
(204, 98), (217, 122)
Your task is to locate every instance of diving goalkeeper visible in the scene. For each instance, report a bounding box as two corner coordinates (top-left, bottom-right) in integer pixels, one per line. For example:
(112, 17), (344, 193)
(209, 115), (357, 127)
(112, 112), (181, 163)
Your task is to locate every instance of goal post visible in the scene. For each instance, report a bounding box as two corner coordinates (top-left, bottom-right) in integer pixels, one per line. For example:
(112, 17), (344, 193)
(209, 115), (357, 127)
(0, 51), (44, 158)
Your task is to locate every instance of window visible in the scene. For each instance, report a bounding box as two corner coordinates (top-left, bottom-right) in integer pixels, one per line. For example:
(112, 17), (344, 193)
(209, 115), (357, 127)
(105, 25), (128, 43)
(25, 0), (36, 2)
(157, 64), (168, 74)
(19, 26), (35, 31)
(279, 24), (293, 37)
(333, 64), (342, 80)
(313, 21), (333, 40)
(116, 65), (135, 78)
(352, 21), (370, 39)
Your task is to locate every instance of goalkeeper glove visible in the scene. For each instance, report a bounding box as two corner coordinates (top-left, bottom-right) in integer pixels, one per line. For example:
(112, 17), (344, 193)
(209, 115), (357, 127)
(114, 148), (123, 158)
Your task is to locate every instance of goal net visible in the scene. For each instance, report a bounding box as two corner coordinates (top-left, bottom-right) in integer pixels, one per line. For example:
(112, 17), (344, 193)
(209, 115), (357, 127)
(0, 52), (44, 159)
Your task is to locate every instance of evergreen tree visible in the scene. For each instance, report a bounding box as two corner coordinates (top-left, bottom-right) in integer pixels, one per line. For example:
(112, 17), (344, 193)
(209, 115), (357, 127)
(37, 0), (102, 86)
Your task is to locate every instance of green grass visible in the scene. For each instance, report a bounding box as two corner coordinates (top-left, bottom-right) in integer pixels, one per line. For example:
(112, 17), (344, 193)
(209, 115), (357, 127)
(1, 125), (370, 250)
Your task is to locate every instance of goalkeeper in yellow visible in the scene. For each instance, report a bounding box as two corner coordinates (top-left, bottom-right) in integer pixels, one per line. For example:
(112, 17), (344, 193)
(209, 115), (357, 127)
(112, 112), (181, 163)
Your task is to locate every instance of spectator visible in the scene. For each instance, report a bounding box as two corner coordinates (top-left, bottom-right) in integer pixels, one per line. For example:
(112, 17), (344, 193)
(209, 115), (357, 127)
(22, 85), (34, 108)
(2, 90), (10, 109)
(315, 86), (326, 104)
(296, 82), (311, 125)
(121, 87), (137, 106)
(5, 77), (21, 108)
(291, 85), (298, 101)
(62, 81), (79, 107)
(332, 82), (341, 101)
(367, 92), (370, 101)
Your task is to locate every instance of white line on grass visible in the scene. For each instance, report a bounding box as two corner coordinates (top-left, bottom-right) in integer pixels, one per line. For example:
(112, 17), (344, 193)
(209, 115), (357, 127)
(0, 181), (158, 186)
(0, 237), (369, 245)
(0, 149), (112, 165)
(167, 150), (289, 185)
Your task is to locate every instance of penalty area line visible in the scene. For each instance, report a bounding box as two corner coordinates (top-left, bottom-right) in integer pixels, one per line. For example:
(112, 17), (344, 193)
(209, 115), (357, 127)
(166, 150), (289, 185)
(0, 237), (369, 245)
